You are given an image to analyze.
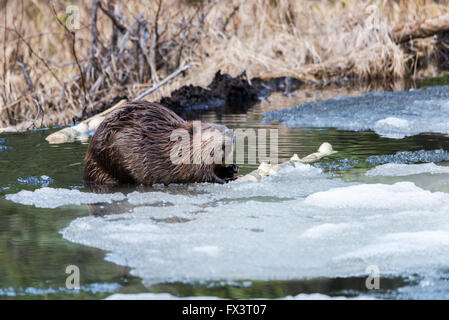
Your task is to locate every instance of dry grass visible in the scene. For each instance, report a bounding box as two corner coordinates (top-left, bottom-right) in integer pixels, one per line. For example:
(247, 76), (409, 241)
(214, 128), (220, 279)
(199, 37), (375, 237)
(1, 0), (449, 130)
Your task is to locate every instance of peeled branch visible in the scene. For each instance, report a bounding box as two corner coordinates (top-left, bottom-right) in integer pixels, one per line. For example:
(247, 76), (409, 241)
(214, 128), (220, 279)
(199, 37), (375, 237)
(238, 142), (337, 182)
(45, 99), (127, 144)
(297, 142), (338, 163)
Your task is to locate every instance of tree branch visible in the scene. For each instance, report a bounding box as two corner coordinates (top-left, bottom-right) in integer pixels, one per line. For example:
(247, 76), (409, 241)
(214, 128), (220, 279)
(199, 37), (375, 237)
(392, 13), (449, 44)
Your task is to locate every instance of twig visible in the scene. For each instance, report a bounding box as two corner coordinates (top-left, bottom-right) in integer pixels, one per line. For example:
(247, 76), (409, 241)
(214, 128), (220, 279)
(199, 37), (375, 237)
(17, 54), (34, 92)
(220, 4), (240, 33)
(392, 13), (449, 44)
(99, 1), (127, 33)
(15, 0), (23, 63)
(139, 20), (151, 82)
(3, 0), (7, 93)
(58, 82), (66, 111)
(32, 98), (44, 129)
(89, 74), (104, 96)
(88, 0), (100, 82)
(149, 0), (163, 84)
(133, 64), (189, 101)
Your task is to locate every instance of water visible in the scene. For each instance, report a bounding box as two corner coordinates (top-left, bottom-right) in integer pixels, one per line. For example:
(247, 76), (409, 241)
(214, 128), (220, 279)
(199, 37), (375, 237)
(2, 81), (449, 299)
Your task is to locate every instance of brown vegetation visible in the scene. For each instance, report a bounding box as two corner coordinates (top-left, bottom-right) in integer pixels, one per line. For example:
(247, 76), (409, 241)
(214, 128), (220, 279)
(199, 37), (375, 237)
(1, 0), (449, 131)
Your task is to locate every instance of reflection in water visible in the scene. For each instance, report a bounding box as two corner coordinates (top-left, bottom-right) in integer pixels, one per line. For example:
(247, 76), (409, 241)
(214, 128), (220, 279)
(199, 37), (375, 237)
(413, 133), (449, 151)
(2, 79), (449, 299)
(144, 275), (414, 299)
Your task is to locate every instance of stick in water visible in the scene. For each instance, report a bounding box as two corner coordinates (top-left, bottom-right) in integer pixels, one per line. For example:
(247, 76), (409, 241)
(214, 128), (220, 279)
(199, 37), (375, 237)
(238, 143), (337, 182)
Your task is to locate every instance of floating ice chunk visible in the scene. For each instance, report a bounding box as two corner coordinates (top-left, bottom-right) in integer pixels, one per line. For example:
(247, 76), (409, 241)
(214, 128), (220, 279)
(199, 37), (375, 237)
(366, 149), (449, 165)
(303, 182), (449, 210)
(17, 175), (54, 187)
(59, 156), (449, 289)
(5, 187), (126, 208)
(0, 137), (10, 150)
(373, 117), (410, 139)
(262, 85), (449, 138)
(61, 178), (449, 284)
(366, 163), (449, 177)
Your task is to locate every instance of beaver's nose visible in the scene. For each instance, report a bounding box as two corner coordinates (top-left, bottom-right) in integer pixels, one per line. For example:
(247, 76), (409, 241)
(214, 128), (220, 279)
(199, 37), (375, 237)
(230, 164), (239, 173)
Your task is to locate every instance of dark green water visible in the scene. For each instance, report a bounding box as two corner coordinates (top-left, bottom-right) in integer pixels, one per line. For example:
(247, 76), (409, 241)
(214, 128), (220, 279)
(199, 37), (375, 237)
(1, 81), (449, 299)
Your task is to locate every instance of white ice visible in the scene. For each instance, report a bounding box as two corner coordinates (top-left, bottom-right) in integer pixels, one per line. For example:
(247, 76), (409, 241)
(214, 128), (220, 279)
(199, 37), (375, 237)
(359, 163), (449, 194)
(303, 181), (449, 210)
(7, 160), (449, 298)
(365, 163), (449, 176)
(262, 85), (449, 138)
(48, 162), (449, 290)
(5, 187), (126, 208)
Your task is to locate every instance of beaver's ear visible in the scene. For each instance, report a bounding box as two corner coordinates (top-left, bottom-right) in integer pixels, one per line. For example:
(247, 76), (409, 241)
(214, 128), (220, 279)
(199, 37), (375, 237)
(183, 121), (194, 134)
(172, 121), (187, 130)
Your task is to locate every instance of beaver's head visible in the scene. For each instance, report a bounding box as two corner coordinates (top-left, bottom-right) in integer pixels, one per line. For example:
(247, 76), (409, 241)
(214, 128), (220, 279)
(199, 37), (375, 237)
(195, 122), (234, 164)
(169, 120), (238, 182)
(198, 123), (239, 181)
(190, 121), (237, 181)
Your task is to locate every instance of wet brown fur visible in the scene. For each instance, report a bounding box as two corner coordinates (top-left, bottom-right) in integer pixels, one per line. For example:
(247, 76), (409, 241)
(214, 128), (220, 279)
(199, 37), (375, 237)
(83, 101), (235, 186)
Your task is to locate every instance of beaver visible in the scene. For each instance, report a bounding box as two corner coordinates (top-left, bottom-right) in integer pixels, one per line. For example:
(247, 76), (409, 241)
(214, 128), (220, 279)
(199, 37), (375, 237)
(83, 101), (238, 187)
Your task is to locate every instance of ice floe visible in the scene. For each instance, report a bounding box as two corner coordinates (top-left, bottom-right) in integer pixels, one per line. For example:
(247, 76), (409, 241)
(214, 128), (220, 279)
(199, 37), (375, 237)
(57, 164), (449, 286)
(303, 181), (449, 210)
(17, 175), (54, 187)
(262, 85), (449, 138)
(7, 158), (449, 297)
(365, 163), (449, 176)
(5, 187), (126, 208)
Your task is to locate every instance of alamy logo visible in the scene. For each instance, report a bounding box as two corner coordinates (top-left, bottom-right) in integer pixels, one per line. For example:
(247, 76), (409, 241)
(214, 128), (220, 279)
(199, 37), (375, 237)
(65, 5), (80, 30)
(365, 265), (380, 290)
(65, 265), (80, 290)
(169, 121), (278, 165)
